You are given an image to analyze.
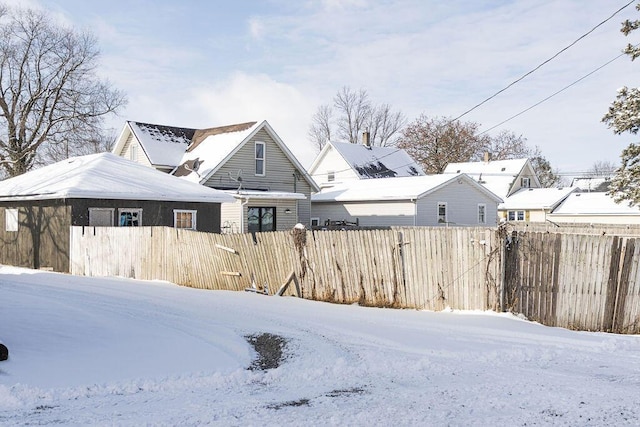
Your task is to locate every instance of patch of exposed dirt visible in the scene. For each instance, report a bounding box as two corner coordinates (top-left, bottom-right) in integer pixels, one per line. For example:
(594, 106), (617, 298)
(245, 333), (288, 371)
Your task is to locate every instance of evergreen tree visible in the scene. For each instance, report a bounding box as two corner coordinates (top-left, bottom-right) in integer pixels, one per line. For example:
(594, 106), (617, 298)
(603, 2), (640, 204)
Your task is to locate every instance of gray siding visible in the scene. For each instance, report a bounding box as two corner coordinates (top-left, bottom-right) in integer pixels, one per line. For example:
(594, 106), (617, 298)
(203, 128), (313, 228)
(70, 199), (222, 233)
(417, 184), (499, 226)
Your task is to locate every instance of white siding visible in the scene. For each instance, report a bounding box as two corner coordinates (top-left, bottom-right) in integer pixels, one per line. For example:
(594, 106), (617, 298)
(120, 132), (153, 168)
(220, 200), (242, 234)
(310, 146), (359, 186)
(312, 201), (416, 227)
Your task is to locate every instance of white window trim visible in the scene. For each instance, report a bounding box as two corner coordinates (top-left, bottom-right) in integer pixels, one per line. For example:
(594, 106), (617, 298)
(521, 177), (530, 188)
(255, 141), (266, 176)
(174, 209), (197, 230)
(437, 202), (447, 224)
(118, 208), (143, 227)
(5, 208), (18, 232)
(507, 210), (525, 222)
(477, 203), (486, 224)
(89, 208), (114, 226)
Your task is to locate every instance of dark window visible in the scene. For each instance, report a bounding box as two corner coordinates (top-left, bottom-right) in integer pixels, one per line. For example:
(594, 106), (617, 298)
(119, 208), (142, 226)
(255, 142), (265, 175)
(248, 207), (276, 232)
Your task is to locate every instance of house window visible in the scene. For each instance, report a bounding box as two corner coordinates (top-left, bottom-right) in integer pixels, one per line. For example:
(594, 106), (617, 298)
(174, 209), (197, 230)
(118, 208), (142, 226)
(130, 144), (138, 162)
(248, 207), (275, 232)
(327, 171), (335, 182)
(255, 141), (265, 176)
(437, 202), (447, 224)
(478, 204), (486, 224)
(507, 210), (525, 221)
(5, 208), (18, 232)
(521, 177), (530, 188)
(311, 217), (320, 227)
(89, 208), (114, 226)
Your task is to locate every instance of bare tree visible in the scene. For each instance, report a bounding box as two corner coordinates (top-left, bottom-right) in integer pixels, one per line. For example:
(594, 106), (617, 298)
(396, 115), (490, 174)
(334, 86), (371, 144)
(308, 104), (332, 152)
(367, 103), (406, 148)
(588, 160), (617, 176)
(0, 4), (126, 178)
(308, 86), (405, 151)
(478, 130), (531, 161)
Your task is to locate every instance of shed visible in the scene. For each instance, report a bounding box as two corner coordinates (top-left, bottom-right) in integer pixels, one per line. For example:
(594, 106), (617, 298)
(0, 153), (234, 272)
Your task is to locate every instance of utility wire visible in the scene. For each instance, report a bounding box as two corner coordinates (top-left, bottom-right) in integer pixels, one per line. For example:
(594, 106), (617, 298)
(479, 44), (639, 135)
(451, 1), (636, 122)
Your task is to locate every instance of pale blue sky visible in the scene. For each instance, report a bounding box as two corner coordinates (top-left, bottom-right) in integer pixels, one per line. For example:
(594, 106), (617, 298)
(17, 0), (640, 175)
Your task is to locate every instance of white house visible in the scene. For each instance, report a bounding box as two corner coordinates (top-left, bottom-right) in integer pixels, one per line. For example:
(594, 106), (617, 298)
(112, 120), (319, 232)
(311, 174), (502, 227)
(548, 192), (640, 225)
(443, 157), (540, 199)
(308, 137), (425, 187)
(499, 187), (577, 223)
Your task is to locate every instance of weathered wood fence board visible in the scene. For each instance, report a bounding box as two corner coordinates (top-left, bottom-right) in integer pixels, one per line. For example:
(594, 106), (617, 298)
(68, 226), (640, 334)
(503, 231), (640, 333)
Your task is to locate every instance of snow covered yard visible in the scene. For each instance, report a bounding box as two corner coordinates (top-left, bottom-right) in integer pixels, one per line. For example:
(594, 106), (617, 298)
(0, 266), (639, 426)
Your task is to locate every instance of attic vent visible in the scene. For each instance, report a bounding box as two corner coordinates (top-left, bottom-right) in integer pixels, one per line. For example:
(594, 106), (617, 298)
(501, 167), (506, 172)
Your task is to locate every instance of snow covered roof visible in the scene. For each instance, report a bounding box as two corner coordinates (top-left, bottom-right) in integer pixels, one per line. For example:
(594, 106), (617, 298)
(312, 174), (502, 203)
(443, 158), (533, 199)
(444, 158), (529, 175)
(570, 176), (612, 192)
(172, 121), (260, 184)
(309, 141), (425, 179)
(0, 153), (235, 203)
(501, 187), (577, 210)
(551, 192), (640, 216)
(127, 121), (196, 168)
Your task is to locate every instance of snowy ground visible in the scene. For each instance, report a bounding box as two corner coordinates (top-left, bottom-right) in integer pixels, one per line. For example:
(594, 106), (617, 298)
(0, 266), (639, 426)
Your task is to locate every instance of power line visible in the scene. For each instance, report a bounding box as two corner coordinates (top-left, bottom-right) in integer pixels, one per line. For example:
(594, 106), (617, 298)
(451, 1), (636, 123)
(479, 45), (638, 135)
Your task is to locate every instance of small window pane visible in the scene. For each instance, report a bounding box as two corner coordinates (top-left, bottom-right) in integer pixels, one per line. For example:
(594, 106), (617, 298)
(508, 211), (515, 221)
(89, 208), (114, 226)
(438, 203), (447, 223)
(174, 210), (197, 230)
(517, 211), (525, 221)
(478, 204), (486, 224)
(255, 142), (265, 175)
(119, 209), (141, 226)
(5, 208), (18, 232)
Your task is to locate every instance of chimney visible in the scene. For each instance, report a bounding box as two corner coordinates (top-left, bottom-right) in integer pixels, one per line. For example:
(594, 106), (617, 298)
(483, 151), (491, 163)
(362, 131), (371, 149)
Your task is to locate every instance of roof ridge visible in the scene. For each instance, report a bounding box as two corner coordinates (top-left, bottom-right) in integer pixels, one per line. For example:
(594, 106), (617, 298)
(188, 121), (258, 152)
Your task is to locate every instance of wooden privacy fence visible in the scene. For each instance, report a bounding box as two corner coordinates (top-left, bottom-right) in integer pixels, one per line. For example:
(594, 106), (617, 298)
(69, 226), (640, 333)
(504, 231), (640, 334)
(70, 226), (501, 311)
